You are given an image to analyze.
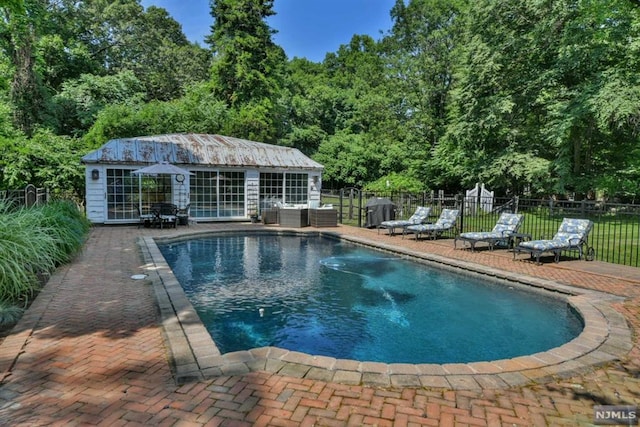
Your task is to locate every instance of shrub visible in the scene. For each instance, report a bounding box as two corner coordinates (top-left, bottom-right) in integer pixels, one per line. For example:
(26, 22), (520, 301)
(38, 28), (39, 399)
(0, 301), (24, 328)
(37, 201), (91, 263)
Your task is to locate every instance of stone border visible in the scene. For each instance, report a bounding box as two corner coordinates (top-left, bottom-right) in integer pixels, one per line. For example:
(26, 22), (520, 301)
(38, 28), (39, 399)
(138, 228), (633, 389)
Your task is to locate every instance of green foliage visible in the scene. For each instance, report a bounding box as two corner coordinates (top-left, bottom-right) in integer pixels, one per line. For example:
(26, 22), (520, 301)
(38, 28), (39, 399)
(0, 0), (639, 201)
(280, 58), (333, 153)
(127, 6), (210, 101)
(384, 0), (464, 151)
(224, 98), (279, 143)
(37, 200), (91, 264)
(35, 34), (100, 91)
(208, 0), (286, 107)
(0, 129), (87, 200)
(280, 125), (328, 156)
(364, 173), (426, 193)
(477, 152), (552, 196)
(446, 0), (640, 198)
(0, 0), (46, 135)
(0, 199), (89, 303)
(596, 145), (640, 202)
(0, 0), (25, 13)
(0, 97), (18, 138)
(1, 0), (210, 136)
(83, 83), (229, 147)
(52, 71), (147, 136)
(207, 0), (287, 144)
(314, 132), (380, 188)
(0, 301), (23, 327)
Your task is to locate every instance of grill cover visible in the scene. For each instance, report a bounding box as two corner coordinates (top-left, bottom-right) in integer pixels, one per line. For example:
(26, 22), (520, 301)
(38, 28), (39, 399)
(365, 198), (396, 228)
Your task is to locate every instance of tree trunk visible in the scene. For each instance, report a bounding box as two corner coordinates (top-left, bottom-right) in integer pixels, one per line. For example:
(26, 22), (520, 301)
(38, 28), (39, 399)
(10, 31), (42, 136)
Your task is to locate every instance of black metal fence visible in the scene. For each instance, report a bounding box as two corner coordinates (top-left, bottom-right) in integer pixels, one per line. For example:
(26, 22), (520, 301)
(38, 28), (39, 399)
(323, 189), (640, 268)
(0, 184), (49, 208)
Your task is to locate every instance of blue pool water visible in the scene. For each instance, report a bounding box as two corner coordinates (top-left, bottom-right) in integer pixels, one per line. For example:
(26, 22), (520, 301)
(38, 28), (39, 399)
(158, 234), (583, 364)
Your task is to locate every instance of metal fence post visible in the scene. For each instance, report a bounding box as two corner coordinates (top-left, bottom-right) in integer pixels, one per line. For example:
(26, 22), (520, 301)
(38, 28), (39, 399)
(457, 194), (464, 233)
(339, 189), (344, 224)
(358, 190), (363, 228)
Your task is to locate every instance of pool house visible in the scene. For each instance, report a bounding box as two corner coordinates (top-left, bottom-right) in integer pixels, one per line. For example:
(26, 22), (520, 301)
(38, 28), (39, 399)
(81, 133), (324, 224)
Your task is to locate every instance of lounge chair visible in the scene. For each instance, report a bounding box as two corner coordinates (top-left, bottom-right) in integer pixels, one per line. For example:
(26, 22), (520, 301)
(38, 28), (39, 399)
(377, 206), (431, 235)
(513, 218), (594, 264)
(404, 208), (460, 240)
(454, 212), (524, 251)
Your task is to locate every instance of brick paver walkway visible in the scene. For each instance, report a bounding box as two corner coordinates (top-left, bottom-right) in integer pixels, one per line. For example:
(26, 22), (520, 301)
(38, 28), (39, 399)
(0, 223), (638, 426)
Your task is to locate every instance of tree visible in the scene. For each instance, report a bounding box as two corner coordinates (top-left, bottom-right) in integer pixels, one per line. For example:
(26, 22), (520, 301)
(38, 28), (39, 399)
(1, 0), (211, 136)
(383, 0), (465, 185)
(206, 0), (286, 143)
(0, 0), (48, 135)
(310, 35), (407, 187)
(279, 58), (330, 154)
(52, 70), (146, 136)
(0, 129), (87, 199)
(207, 0), (286, 108)
(314, 132), (376, 188)
(62, 1), (210, 102)
(442, 0), (553, 193)
(541, 0), (640, 197)
(83, 83), (229, 148)
(443, 0), (640, 197)
(123, 6), (210, 101)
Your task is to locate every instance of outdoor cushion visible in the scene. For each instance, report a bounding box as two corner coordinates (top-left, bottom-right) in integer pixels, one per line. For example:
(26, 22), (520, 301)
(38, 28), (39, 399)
(405, 208), (460, 240)
(455, 213), (524, 251)
(515, 218), (593, 264)
(378, 206), (431, 235)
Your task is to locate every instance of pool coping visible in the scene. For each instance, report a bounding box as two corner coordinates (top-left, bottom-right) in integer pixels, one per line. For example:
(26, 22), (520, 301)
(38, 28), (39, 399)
(138, 228), (633, 389)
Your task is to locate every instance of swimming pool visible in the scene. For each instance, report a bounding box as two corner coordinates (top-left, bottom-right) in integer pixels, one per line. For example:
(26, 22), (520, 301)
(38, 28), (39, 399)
(158, 233), (583, 364)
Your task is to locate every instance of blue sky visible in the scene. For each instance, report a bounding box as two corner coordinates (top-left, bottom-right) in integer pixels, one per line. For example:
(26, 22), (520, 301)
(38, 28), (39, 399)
(140, 0), (397, 63)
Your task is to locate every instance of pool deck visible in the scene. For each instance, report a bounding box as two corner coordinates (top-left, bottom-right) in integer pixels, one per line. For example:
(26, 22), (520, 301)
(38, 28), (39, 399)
(1, 223), (639, 425)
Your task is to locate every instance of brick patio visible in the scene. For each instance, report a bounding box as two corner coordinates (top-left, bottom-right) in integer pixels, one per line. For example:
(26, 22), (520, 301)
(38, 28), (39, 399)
(0, 223), (638, 426)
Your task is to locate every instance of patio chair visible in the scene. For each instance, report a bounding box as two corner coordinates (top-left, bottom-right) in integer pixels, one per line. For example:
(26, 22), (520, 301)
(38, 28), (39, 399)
(176, 203), (191, 226)
(454, 212), (524, 251)
(513, 218), (595, 264)
(377, 206), (431, 235)
(404, 208), (460, 240)
(136, 205), (156, 229)
(155, 203), (178, 229)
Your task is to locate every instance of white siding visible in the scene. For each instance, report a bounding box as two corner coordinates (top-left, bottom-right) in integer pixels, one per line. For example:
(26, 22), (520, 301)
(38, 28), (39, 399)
(85, 166), (105, 223)
(84, 165), (322, 223)
(82, 134), (324, 224)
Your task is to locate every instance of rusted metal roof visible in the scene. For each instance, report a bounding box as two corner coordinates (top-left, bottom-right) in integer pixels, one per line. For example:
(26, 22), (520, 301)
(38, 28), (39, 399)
(81, 134), (324, 171)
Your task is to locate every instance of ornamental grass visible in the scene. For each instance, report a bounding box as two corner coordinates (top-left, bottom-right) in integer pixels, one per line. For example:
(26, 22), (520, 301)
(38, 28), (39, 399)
(0, 200), (90, 326)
